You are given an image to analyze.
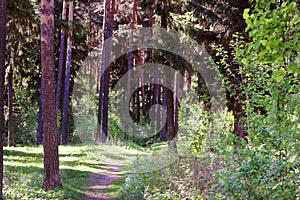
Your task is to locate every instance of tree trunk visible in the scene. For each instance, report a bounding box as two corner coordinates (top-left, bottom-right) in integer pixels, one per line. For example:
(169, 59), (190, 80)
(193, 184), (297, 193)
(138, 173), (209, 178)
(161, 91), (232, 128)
(61, 0), (74, 145)
(40, 0), (62, 190)
(36, 87), (43, 145)
(137, 21), (145, 118)
(174, 71), (179, 135)
(136, 90), (140, 122)
(56, 0), (67, 111)
(7, 65), (15, 147)
(140, 74), (146, 117)
(161, 85), (167, 141)
(225, 49), (247, 139)
(160, 0), (176, 151)
(161, 0), (168, 29)
(166, 86), (176, 152)
(0, 0), (8, 196)
(97, 0), (114, 143)
(102, 0), (115, 143)
(186, 71), (191, 93)
(152, 77), (160, 131)
(233, 101), (246, 139)
(125, 0), (137, 136)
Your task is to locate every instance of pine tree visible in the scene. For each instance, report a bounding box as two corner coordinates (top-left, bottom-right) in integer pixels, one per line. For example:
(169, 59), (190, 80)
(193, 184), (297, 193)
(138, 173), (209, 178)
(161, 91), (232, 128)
(56, 0), (67, 111)
(97, 0), (115, 143)
(40, 0), (62, 190)
(0, 0), (8, 196)
(61, 0), (74, 145)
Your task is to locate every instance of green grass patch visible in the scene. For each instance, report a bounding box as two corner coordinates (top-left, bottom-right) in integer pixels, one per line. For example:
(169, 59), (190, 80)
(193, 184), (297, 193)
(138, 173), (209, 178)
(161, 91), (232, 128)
(3, 145), (95, 199)
(3, 143), (145, 199)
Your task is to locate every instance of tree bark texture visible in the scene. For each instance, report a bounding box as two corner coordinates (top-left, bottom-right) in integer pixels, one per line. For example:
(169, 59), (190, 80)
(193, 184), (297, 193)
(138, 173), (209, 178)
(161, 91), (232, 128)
(174, 71), (179, 135)
(161, 85), (167, 142)
(36, 88), (43, 145)
(125, 0), (137, 135)
(7, 65), (15, 147)
(61, 0), (74, 145)
(56, 0), (67, 111)
(40, 0), (62, 190)
(0, 0), (8, 196)
(160, 0), (176, 151)
(97, 0), (114, 143)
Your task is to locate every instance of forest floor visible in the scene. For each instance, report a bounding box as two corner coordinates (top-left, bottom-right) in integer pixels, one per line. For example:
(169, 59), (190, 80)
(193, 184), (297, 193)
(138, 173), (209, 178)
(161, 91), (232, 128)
(83, 144), (145, 199)
(2, 144), (145, 199)
(84, 163), (123, 200)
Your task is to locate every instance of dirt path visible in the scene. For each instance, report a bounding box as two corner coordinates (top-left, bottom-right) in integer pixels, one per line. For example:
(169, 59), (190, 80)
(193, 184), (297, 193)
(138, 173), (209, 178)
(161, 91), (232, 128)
(84, 164), (123, 200)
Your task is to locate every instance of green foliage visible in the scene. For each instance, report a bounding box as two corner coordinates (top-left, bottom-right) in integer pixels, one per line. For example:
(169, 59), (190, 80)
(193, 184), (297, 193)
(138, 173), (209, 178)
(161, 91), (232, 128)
(118, 98), (234, 199)
(72, 89), (127, 143)
(120, 150), (216, 200)
(119, 0), (300, 199)
(178, 98), (207, 154)
(11, 88), (38, 145)
(211, 1), (300, 199)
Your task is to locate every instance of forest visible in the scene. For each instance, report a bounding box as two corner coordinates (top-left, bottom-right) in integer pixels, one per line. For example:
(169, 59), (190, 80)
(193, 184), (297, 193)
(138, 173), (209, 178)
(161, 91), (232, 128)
(0, 0), (299, 199)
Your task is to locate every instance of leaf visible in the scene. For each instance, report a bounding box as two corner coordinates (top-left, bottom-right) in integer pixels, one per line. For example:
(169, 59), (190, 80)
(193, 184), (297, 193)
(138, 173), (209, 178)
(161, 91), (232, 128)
(261, 40), (267, 46)
(287, 65), (300, 73)
(243, 8), (250, 19)
(241, 58), (248, 65)
(272, 69), (286, 82)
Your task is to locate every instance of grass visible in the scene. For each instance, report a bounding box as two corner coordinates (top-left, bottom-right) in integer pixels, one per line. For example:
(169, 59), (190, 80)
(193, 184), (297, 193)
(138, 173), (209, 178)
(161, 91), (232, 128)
(101, 177), (126, 198)
(3, 143), (145, 200)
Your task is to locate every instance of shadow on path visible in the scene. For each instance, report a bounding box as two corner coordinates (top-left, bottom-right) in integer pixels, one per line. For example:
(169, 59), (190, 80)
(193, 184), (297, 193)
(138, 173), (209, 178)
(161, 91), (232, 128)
(84, 165), (122, 200)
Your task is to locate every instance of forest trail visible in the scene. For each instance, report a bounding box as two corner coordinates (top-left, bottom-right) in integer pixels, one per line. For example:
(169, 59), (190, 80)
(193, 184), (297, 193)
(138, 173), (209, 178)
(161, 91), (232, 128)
(83, 144), (144, 200)
(84, 163), (123, 200)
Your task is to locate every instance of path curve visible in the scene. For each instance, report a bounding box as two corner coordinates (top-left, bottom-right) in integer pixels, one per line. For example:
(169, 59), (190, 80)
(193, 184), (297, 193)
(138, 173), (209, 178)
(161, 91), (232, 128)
(84, 165), (122, 200)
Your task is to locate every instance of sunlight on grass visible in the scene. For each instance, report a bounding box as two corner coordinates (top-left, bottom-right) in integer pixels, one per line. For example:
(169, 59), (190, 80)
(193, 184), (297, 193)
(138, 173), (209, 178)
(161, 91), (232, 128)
(3, 143), (146, 199)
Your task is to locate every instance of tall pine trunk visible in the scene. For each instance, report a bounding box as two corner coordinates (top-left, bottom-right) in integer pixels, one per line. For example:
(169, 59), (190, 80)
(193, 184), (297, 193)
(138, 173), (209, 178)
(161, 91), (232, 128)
(36, 86), (43, 145)
(40, 0), (62, 190)
(160, 0), (176, 151)
(56, 0), (67, 111)
(7, 65), (15, 147)
(97, 0), (114, 143)
(174, 71), (179, 135)
(161, 85), (167, 141)
(0, 0), (8, 196)
(102, 0), (115, 142)
(152, 75), (160, 131)
(166, 85), (176, 152)
(137, 27), (145, 118)
(125, 0), (137, 136)
(61, 0), (74, 145)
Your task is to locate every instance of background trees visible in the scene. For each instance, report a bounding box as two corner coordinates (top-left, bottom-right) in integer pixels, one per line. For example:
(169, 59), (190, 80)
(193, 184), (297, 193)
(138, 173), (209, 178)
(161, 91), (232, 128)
(3, 0), (297, 150)
(0, 0), (299, 198)
(61, 0), (74, 145)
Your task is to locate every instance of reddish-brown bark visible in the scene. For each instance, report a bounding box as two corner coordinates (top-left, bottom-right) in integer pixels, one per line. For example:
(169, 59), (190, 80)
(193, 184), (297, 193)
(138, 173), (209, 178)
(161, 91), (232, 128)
(40, 0), (62, 190)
